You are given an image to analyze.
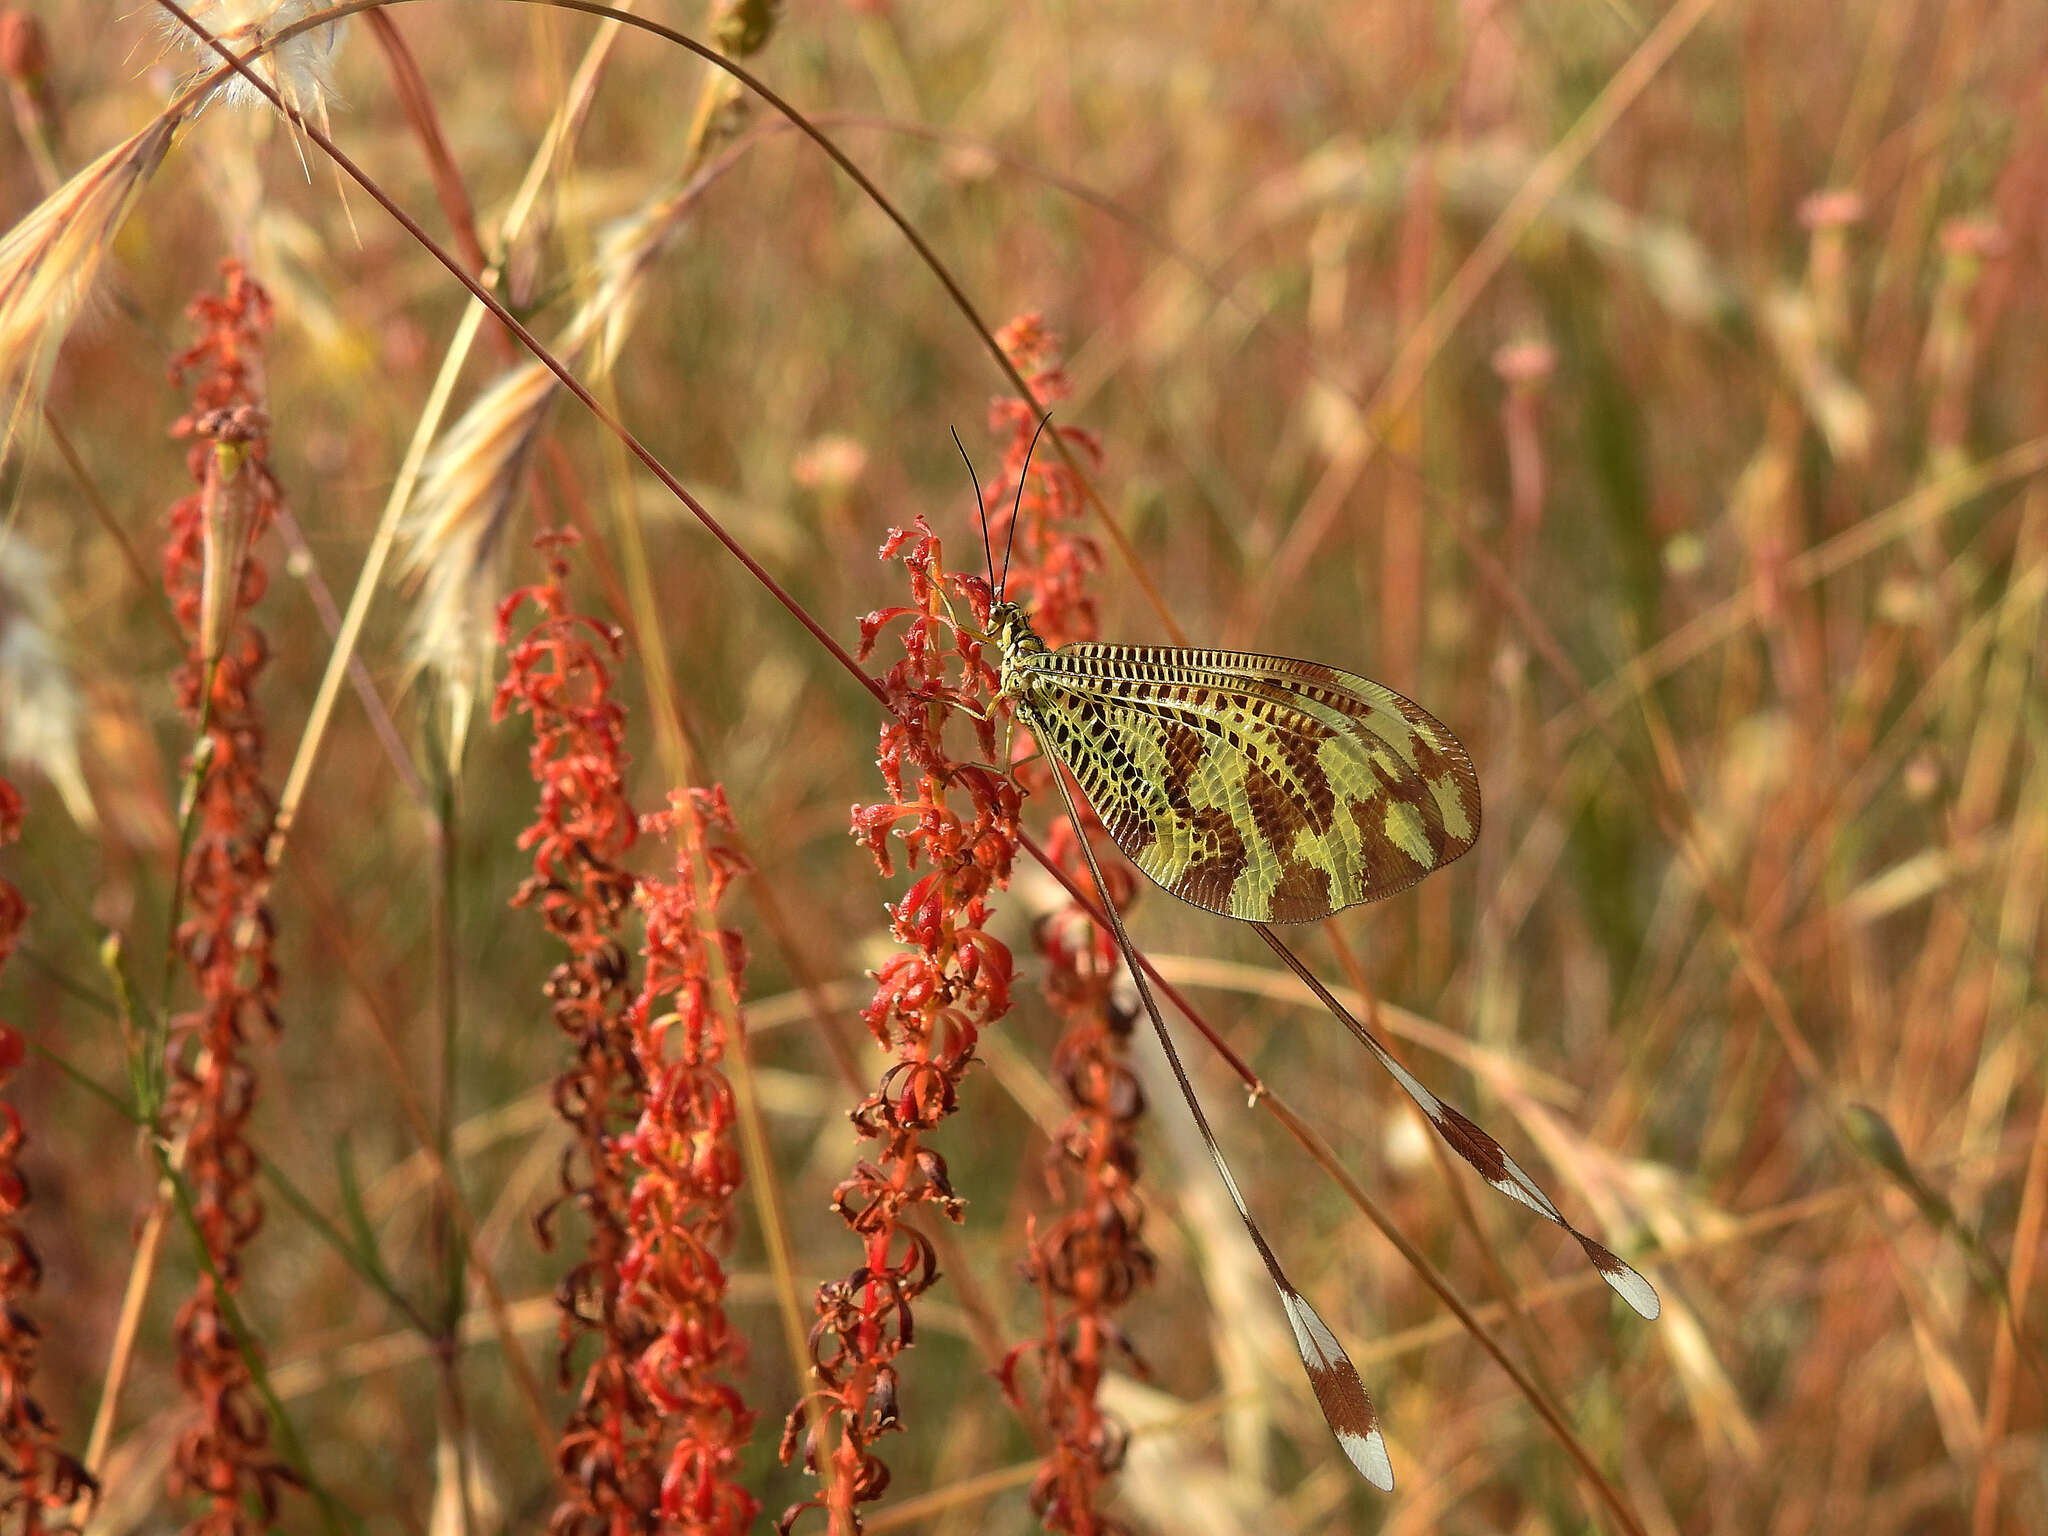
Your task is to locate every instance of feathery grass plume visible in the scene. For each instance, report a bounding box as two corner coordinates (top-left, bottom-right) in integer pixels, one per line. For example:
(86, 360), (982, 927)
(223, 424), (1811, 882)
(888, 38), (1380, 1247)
(0, 115), (176, 464)
(399, 181), (718, 768)
(400, 181), (713, 762)
(561, 184), (705, 382)
(779, 520), (1020, 1535)
(0, 537), (92, 829)
(492, 530), (658, 1530)
(0, 777), (98, 1536)
(976, 318), (1156, 1532)
(399, 360), (556, 764)
(399, 0), (781, 761)
(156, 1), (343, 130)
(563, 0), (787, 371)
(159, 263), (294, 1536)
(619, 787), (758, 1535)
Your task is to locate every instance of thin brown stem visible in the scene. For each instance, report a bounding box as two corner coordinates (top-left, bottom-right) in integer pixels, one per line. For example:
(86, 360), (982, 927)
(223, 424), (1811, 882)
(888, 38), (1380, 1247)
(269, 504), (430, 811)
(42, 409), (182, 645)
(282, 853), (557, 1456)
(364, 10), (490, 279)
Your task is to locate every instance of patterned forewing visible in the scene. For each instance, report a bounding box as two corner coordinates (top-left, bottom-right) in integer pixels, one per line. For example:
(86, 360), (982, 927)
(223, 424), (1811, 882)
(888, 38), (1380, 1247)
(1019, 644), (1480, 922)
(1181, 647), (1482, 859)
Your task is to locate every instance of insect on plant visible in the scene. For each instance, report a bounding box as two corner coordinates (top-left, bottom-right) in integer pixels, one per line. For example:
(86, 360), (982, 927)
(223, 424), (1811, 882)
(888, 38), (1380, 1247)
(955, 420), (1661, 1492)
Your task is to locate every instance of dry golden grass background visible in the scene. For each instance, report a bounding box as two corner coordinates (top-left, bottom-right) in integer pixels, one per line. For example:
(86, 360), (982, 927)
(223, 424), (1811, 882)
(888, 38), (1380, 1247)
(2, 0), (2045, 1531)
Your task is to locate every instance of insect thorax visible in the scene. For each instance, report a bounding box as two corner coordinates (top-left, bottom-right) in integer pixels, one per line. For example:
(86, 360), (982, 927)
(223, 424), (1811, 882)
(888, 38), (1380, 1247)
(989, 601), (1050, 709)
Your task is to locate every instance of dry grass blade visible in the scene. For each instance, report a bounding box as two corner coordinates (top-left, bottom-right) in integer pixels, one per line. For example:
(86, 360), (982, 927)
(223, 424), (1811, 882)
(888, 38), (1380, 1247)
(0, 116), (177, 463)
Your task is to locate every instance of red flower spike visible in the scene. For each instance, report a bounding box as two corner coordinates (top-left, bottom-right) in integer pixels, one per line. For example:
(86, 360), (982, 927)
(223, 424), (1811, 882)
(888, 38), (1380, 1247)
(501, 537), (759, 1535)
(618, 788), (760, 1535)
(984, 317), (1157, 1534)
(158, 264), (295, 1536)
(780, 524), (1020, 1534)
(497, 533), (672, 1533)
(0, 777), (98, 1531)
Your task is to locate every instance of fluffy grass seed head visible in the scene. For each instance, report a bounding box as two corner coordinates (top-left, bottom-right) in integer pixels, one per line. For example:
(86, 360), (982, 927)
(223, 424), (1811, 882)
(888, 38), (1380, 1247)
(559, 191), (698, 380)
(157, 0), (343, 125)
(400, 159), (741, 765)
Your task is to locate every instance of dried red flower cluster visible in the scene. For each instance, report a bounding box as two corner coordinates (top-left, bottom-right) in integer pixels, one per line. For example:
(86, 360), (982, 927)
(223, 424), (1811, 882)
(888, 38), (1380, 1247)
(0, 778), (96, 1534)
(493, 532), (656, 1531)
(981, 319), (1155, 1533)
(618, 787), (758, 1533)
(1003, 816), (1152, 1535)
(982, 314), (1103, 653)
(779, 520), (1020, 1534)
(159, 263), (295, 1536)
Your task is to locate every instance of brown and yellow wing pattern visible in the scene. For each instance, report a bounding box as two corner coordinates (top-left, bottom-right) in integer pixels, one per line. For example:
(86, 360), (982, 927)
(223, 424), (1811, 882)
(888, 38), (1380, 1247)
(1012, 642), (1481, 923)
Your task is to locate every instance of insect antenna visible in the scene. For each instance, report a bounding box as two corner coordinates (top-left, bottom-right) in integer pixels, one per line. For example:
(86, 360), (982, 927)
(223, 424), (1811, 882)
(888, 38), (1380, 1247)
(1040, 760), (1396, 1491)
(1255, 926), (1660, 1320)
(997, 410), (1055, 604)
(951, 425), (997, 597)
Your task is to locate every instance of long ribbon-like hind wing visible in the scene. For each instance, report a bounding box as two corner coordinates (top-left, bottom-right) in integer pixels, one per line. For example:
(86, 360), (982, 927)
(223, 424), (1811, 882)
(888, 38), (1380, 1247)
(1257, 928), (1660, 1320)
(1039, 755), (1397, 1490)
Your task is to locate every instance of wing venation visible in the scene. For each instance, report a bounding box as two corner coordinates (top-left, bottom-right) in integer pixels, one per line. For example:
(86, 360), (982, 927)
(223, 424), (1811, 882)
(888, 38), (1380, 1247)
(1019, 643), (1480, 922)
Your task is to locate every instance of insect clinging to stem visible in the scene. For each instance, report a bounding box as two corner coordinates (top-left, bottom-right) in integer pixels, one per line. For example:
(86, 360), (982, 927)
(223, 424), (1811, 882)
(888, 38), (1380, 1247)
(953, 416), (1658, 1493)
